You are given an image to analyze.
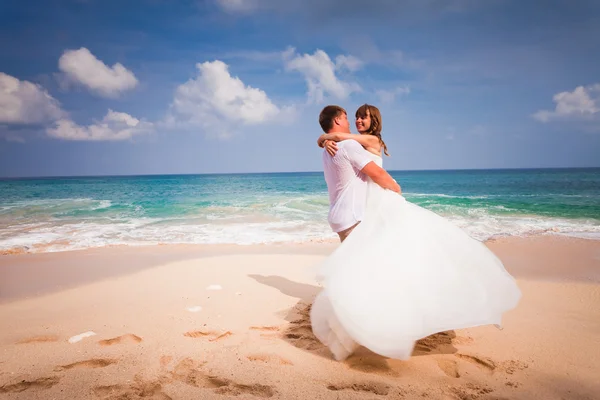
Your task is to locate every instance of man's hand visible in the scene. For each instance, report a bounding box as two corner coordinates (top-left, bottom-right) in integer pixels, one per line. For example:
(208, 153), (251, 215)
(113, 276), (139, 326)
(385, 178), (401, 194)
(324, 140), (338, 156)
(393, 179), (402, 194)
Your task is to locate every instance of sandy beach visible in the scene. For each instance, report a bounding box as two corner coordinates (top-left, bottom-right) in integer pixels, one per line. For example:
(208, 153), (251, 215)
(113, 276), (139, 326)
(0, 236), (599, 399)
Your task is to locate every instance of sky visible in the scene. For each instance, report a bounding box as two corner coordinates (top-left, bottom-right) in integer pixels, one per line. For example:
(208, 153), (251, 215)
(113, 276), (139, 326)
(0, 0), (599, 177)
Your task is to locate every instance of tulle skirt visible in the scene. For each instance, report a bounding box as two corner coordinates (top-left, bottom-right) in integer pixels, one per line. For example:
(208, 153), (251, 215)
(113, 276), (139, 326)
(310, 182), (522, 360)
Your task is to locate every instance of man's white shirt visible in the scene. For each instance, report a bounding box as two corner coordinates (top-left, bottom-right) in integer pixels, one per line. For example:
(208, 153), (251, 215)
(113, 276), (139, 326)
(322, 139), (374, 233)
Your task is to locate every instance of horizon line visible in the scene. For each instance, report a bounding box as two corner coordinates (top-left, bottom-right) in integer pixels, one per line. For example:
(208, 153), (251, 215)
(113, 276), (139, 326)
(1, 166), (599, 180)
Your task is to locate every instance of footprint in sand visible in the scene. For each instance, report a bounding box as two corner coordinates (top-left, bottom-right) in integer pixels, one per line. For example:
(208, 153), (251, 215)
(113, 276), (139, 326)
(452, 353), (528, 382)
(246, 353), (293, 366)
(445, 382), (494, 400)
(55, 358), (118, 371)
(250, 326), (280, 332)
(500, 360), (529, 375)
(160, 355), (173, 369)
(98, 334), (142, 346)
(215, 384), (276, 398)
(0, 376), (60, 394)
(183, 330), (232, 342)
(326, 381), (390, 396)
(455, 353), (497, 373)
(436, 358), (461, 378)
(183, 330), (216, 338)
(250, 326), (281, 339)
(283, 303), (325, 352)
(345, 358), (393, 375)
(284, 328), (320, 348)
(169, 358), (211, 388)
(413, 331), (458, 355)
(209, 331), (232, 342)
(170, 358), (276, 398)
(93, 376), (172, 400)
(453, 335), (475, 345)
(16, 335), (59, 344)
(343, 348), (398, 376)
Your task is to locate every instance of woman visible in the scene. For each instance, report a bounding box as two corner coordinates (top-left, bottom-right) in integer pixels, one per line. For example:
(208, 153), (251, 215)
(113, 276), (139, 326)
(310, 104), (521, 361)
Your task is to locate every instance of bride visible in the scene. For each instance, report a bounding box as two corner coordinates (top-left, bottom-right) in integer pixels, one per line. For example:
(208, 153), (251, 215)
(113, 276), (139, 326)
(310, 104), (522, 361)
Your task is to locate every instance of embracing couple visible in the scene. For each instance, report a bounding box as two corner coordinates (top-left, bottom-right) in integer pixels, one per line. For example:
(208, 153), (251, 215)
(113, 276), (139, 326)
(310, 104), (522, 361)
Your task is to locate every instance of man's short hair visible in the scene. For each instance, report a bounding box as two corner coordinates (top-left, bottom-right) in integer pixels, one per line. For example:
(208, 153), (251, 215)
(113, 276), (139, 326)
(319, 105), (346, 132)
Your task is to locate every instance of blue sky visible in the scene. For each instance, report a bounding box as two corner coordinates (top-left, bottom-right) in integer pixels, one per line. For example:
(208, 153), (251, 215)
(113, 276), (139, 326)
(0, 0), (599, 177)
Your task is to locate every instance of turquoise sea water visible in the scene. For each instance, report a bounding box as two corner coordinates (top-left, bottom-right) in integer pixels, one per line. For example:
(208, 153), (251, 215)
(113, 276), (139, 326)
(1, 168), (599, 253)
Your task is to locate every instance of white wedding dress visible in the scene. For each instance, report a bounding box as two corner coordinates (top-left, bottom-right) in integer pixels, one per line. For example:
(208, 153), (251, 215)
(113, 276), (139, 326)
(310, 152), (522, 361)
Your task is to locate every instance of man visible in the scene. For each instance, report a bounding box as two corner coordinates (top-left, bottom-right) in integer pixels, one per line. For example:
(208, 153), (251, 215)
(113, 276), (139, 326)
(318, 105), (400, 242)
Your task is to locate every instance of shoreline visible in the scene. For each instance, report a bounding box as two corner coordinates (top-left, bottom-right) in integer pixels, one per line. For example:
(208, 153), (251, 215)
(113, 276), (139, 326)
(1, 235), (599, 303)
(0, 238), (342, 257)
(2, 231), (598, 257)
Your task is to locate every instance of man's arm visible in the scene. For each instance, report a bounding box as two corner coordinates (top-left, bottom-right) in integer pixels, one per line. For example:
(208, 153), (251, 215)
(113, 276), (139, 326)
(343, 140), (401, 194)
(361, 162), (401, 194)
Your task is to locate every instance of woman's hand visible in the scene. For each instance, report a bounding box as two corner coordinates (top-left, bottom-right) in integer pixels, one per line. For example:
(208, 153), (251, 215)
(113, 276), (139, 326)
(324, 140), (338, 156)
(317, 133), (334, 147)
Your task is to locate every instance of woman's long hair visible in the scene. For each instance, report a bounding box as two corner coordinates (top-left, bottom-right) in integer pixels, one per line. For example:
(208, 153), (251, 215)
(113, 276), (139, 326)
(355, 104), (389, 156)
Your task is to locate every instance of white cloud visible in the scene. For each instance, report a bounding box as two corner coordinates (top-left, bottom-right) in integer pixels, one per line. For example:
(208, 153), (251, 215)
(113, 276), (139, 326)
(47, 110), (153, 141)
(0, 70), (150, 143)
(58, 48), (138, 98)
(533, 84), (600, 123)
(376, 86), (410, 103)
(283, 48), (361, 103)
(167, 60), (290, 138)
(0, 72), (64, 124)
(335, 55), (363, 72)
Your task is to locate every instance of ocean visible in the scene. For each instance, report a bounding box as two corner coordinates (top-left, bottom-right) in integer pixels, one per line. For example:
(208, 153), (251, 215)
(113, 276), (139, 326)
(1, 168), (599, 253)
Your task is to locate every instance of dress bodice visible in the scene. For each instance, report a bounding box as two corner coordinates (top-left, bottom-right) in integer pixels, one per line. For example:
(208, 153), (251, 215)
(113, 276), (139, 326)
(367, 152), (383, 167)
